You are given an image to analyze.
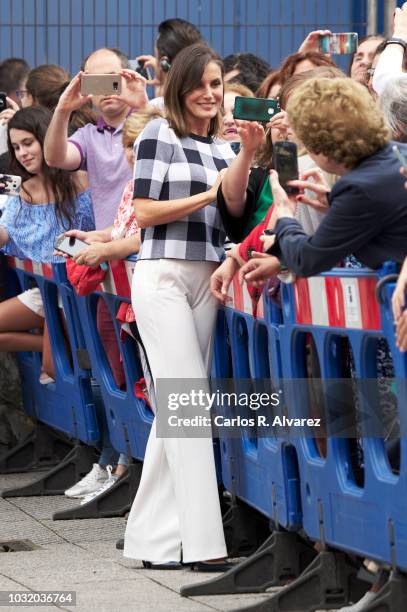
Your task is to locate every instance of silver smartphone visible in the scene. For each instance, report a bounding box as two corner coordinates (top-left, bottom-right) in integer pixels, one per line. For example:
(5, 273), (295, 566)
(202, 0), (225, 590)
(55, 235), (90, 257)
(80, 74), (122, 96)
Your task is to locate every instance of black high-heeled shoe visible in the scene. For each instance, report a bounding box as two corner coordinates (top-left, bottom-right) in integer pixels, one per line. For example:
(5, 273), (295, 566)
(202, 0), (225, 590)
(142, 560), (183, 570)
(188, 560), (235, 572)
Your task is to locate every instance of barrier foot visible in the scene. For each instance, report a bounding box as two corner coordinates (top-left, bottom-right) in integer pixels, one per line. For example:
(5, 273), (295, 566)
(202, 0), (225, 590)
(231, 550), (369, 611)
(361, 572), (407, 612)
(180, 531), (316, 597)
(0, 423), (73, 474)
(0, 444), (96, 497)
(223, 498), (269, 558)
(52, 462), (142, 520)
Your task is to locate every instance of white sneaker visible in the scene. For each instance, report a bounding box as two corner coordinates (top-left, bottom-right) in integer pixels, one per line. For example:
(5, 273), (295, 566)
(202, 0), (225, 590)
(80, 466), (119, 505)
(339, 591), (377, 612)
(64, 464), (109, 499)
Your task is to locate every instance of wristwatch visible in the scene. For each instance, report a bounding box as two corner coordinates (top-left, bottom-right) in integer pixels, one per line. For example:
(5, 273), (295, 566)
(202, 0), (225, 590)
(384, 38), (407, 52)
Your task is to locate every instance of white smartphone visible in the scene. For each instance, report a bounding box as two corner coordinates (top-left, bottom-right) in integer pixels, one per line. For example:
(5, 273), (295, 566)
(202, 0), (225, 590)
(55, 235), (90, 257)
(392, 144), (407, 170)
(0, 174), (22, 196)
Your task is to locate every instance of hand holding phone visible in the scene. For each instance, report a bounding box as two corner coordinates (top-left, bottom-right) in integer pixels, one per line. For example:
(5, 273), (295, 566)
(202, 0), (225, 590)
(0, 174), (21, 196)
(56, 72), (93, 114)
(55, 235), (91, 258)
(0, 93), (7, 113)
(128, 59), (153, 81)
(272, 142), (299, 194)
(318, 32), (358, 54)
(55, 235), (109, 270)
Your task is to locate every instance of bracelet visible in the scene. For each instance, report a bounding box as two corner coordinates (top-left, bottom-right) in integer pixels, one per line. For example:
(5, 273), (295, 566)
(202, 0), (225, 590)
(384, 38), (407, 52)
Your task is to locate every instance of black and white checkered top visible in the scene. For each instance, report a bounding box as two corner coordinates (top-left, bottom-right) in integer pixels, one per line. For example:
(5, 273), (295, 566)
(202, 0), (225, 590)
(133, 118), (235, 262)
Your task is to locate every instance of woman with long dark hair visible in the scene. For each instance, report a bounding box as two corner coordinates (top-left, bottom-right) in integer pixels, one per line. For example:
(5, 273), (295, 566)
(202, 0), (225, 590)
(0, 106), (94, 374)
(123, 44), (235, 570)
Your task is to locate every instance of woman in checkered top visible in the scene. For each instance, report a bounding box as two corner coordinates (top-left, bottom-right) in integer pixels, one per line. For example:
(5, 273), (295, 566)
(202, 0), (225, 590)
(123, 44), (235, 570)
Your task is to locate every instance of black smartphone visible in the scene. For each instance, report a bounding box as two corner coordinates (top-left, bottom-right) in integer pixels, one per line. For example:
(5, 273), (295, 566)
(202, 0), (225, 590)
(132, 59), (153, 81)
(55, 235), (90, 257)
(233, 97), (280, 122)
(0, 92), (7, 112)
(230, 141), (241, 154)
(272, 141), (299, 194)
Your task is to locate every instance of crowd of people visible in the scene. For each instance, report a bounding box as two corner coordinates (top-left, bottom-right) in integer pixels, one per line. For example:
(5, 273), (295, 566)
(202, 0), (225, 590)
(1, 6), (407, 609)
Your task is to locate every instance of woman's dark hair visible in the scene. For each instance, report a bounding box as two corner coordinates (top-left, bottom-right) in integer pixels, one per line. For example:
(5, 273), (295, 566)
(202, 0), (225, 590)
(26, 64), (97, 128)
(7, 107), (78, 228)
(164, 44), (224, 138)
(156, 18), (202, 62)
(279, 51), (336, 84)
(26, 64), (70, 109)
(223, 52), (271, 93)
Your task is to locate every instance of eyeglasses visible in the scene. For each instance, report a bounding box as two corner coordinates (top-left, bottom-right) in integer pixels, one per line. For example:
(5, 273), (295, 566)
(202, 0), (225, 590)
(16, 89), (28, 99)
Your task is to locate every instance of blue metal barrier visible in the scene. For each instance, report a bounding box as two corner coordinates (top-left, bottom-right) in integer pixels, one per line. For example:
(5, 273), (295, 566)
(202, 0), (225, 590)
(213, 278), (302, 530)
(6, 256), (100, 444)
(278, 266), (407, 571)
(4, 253), (407, 592)
(73, 256), (153, 462)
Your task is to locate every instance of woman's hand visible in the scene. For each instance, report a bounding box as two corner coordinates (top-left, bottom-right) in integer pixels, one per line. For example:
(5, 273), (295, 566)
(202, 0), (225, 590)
(73, 242), (108, 267)
(288, 168), (331, 213)
(64, 228), (108, 244)
(55, 72), (93, 113)
(238, 253), (281, 288)
(208, 168), (228, 201)
(392, 257), (407, 320)
(259, 232), (276, 252)
(268, 170), (297, 218)
(0, 97), (19, 125)
(401, 166), (407, 190)
(266, 110), (289, 139)
(298, 29), (332, 53)
(394, 2), (407, 40)
(236, 120), (265, 155)
(210, 256), (238, 304)
(136, 55), (159, 83)
(110, 69), (148, 109)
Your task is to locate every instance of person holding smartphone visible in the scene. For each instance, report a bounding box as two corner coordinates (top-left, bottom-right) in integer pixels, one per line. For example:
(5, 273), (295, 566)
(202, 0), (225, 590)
(242, 77), (407, 284)
(137, 18), (203, 102)
(44, 48), (149, 500)
(0, 106), (94, 379)
(123, 43), (235, 570)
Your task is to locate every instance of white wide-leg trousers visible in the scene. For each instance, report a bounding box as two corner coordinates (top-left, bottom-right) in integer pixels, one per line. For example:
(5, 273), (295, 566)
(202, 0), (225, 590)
(124, 259), (227, 563)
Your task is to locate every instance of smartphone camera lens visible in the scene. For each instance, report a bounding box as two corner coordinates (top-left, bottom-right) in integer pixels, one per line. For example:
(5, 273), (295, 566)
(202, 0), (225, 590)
(113, 81), (119, 91)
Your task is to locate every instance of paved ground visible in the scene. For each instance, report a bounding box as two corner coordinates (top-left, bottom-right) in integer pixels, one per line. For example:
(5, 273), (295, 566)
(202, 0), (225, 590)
(0, 470), (278, 612)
